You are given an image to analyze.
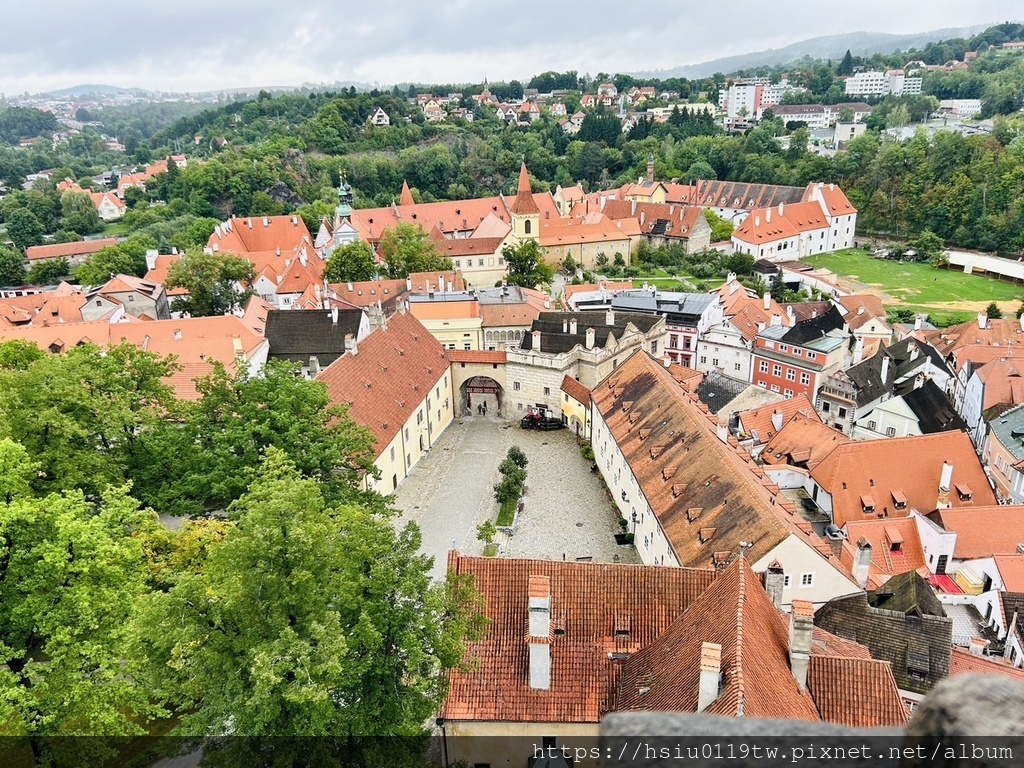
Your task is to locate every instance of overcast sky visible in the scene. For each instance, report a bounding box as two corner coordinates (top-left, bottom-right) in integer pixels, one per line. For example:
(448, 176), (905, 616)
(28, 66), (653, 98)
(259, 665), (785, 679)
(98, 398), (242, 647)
(1, 1), (1021, 95)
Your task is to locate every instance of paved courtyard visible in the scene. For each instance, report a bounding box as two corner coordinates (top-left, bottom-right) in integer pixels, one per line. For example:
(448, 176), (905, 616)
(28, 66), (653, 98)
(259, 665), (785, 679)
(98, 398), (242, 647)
(392, 415), (639, 580)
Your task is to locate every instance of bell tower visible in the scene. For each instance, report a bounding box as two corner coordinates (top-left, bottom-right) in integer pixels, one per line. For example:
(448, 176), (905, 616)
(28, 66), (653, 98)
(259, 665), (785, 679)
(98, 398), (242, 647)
(509, 164), (540, 241)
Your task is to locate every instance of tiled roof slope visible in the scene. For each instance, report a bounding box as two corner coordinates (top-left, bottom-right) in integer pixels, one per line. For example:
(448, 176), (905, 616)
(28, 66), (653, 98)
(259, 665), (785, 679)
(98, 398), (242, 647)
(840, 517), (927, 588)
(809, 431), (996, 527)
(593, 351), (851, 576)
(441, 553), (716, 723)
(949, 647), (1024, 681)
(814, 574), (953, 696)
(316, 311), (448, 455)
(560, 375), (591, 406)
(926, 506), (1024, 559)
(762, 413), (850, 470)
(737, 394), (819, 444)
(616, 558), (906, 727)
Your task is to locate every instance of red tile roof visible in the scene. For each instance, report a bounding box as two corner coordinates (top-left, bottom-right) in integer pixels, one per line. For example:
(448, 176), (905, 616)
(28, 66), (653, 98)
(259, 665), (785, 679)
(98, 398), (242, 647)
(441, 553), (716, 723)
(560, 375), (591, 407)
(315, 311), (449, 457)
(737, 394), (819, 444)
(929, 506), (1024, 559)
(809, 432), (996, 528)
(949, 647), (1024, 681)
(509, 164), (540, 216)
(449, 350), (506, 364)
(616, 558), (906, 727)
(995, 555), (1024, 592)
(592, 351), (851, 575)
(840, 517), (927, 588)
(25, 238), (119, 262)
(761, 413), (850, 471)
(207, 215), (313, 256)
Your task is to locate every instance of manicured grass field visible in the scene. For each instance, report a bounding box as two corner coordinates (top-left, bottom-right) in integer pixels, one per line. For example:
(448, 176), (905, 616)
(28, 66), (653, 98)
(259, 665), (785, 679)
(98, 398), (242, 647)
(804, 249), (1024, 307)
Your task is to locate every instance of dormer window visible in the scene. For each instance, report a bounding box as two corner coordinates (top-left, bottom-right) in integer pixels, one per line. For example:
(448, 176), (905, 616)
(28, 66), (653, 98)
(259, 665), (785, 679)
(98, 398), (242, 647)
(861, 494), (876, 513)
(955, 483), (974, 502)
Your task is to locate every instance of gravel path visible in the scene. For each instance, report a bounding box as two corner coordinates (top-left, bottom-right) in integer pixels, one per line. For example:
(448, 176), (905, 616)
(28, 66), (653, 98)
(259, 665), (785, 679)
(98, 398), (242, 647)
(392, 416), (638, 580)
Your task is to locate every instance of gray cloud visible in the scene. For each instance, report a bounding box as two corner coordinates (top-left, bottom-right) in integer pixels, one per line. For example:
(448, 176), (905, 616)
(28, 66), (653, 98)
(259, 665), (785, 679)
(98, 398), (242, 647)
(0, 0), (1020, 94)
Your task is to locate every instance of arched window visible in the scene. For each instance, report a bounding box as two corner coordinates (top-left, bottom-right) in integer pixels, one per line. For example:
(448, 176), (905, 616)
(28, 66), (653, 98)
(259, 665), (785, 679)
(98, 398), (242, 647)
(524, 219), (532, 234)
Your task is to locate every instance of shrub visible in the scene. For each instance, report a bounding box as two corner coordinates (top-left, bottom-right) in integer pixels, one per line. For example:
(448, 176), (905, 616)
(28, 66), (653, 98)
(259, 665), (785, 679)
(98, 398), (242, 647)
(580, 441), (594, 461)
(506, 445), (528, 469)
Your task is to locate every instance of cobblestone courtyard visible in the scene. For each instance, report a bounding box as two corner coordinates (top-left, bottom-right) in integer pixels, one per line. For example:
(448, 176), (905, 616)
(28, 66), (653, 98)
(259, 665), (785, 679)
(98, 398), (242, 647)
(392, 415), (639, 580)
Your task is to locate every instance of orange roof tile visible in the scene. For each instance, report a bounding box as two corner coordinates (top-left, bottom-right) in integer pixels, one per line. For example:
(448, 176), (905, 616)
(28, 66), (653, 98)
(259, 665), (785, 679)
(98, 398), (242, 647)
(949, 647), (1024, 681)
(441, 553), (716, 723)
(995, 555), (1024, 592)
(315, 312), (449, 457)
(207, 215), (312, 257)
(810, 432), (996, 528)
(737, 394), (819, 444)
(761, 413), (850, 471)
(840, 517), (927, 587)
(928, 506), (1024, 559)
(560, 375), (591, 406)
(25, 238), (119, 262)
(448, 350), (506, 364)
(509, 164), (540, 216)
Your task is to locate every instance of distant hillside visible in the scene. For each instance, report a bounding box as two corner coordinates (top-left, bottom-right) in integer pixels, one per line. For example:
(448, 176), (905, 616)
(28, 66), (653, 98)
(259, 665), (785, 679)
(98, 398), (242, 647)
(43, 83), (149, 98)
(633, 24), (996, 78)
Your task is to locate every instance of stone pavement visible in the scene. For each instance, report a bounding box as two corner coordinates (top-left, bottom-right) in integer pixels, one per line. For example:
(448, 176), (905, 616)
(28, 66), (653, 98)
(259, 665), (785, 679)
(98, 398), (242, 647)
(392, 415), (639, 581)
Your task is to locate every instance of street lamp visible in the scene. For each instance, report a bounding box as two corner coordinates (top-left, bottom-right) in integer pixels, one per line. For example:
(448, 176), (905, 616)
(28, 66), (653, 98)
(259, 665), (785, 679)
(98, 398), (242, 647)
(631, 510), (638, 533)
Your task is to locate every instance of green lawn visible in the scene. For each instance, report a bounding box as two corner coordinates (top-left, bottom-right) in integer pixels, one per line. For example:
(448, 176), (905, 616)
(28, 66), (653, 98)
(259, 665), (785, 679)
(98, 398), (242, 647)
(497, 497), (517, 527)
(101, 222), (128, 236)
(803, 249), (1024, 308)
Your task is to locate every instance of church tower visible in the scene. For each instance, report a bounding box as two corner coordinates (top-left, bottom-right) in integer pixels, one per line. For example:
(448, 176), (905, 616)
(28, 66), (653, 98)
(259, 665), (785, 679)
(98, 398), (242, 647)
(508, 164), (540, 241)
(333, 178), (358, 247)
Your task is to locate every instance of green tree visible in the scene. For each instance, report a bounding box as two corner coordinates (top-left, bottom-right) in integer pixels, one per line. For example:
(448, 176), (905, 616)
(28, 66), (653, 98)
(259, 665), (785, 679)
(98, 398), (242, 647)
(0, 340), (43, 372)
(5, 207), (45, 252)
(131, 449), (487, 740)
(910, 230), (945, 262)
(986, 302), (1003, 320)
(0, 468), (159, 752)
(166, 250), (256, 317)
(137, 360), (378, 516)
(377, 223), (452, 278)
(0, 344), (178, 497)
(0, 244), (26, 286)
(837, 49), (855, 76)
(562, 253), (578, 276)
(769, 269), (788, 302)
(25, 257), (71, 285)
(59, 190), (102, 235)
(703, 209), (734, 242)
(686, 160), (717, 183)
(324, 239), (377, 283)
(501, 239), (555, 288)
(76, 241), (148, 286)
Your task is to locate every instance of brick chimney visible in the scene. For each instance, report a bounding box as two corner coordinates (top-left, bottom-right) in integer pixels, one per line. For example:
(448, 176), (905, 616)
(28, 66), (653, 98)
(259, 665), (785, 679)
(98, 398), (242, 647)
(938, 461), (953, 509)
(585, 328), (596, 349)
(697, 642), (723, 712)
(789, 600), (814, 690)
(532, 330), (542, 352)
(528, 575), (552, 690)
(764, 560), (785, 608)
(854, 537), (872, 588)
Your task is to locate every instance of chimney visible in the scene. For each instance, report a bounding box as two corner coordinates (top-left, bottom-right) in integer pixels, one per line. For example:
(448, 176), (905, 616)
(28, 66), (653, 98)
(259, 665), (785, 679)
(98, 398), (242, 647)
(854, 537), (872, 588)
(145, 249), (159, 271)
(938, 461), (953, 509)
(585, 328), (596, 349)
(331, 307), (339, 324)
(345, 333), (358, 356)
(606, 309), (615, 326)
(766, 208), (772, 223)
(347, 281), (354, 291)
(771, 410), (784, 433)
(697, 642), (723, 712)
(528, 575), (552, 691)
(916, 316), (924, 331)
(570, 318), (578, 334)
(969, 637), (988, 656)
(779, 202), (785, 217)
(532, 330), (542, 352)
(308, 356), (321, 378)
(857, 305), (865, 316)
(764, 561), (785, 608)
(755, 215), (761, 227)
(770, 313), (782, 327)
(763, 292), (771, 311)
(563, 318), (568, 333)
(663, 355), (672, 368)
(880, 355), (891, 384)
(786, 305), (795, 322)
(716, 423), (729, 443)
(631, 199), (637, 216)
(789, 600), (814, 690)
(978, 311), (988, 330)
(406, 277), (413, 291)
(544, 299), (551, 309)
(758, 321), (766, 332)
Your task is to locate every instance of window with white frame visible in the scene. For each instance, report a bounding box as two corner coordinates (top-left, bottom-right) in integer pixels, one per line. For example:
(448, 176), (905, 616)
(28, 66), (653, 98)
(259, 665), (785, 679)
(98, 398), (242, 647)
(783, 574), (792, 588)
(800, 573), (814, 588)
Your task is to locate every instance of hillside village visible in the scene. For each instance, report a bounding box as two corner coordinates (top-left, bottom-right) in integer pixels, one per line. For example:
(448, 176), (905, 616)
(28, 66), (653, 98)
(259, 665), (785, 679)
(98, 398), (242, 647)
(3, 20), (1024, 760)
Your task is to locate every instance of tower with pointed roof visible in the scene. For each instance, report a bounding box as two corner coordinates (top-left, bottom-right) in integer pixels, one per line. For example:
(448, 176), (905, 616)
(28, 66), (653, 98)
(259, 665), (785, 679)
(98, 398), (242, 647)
(399, 180), (415, 207)
(508, 164), (540, 242)
(332, 178), (359, 248)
